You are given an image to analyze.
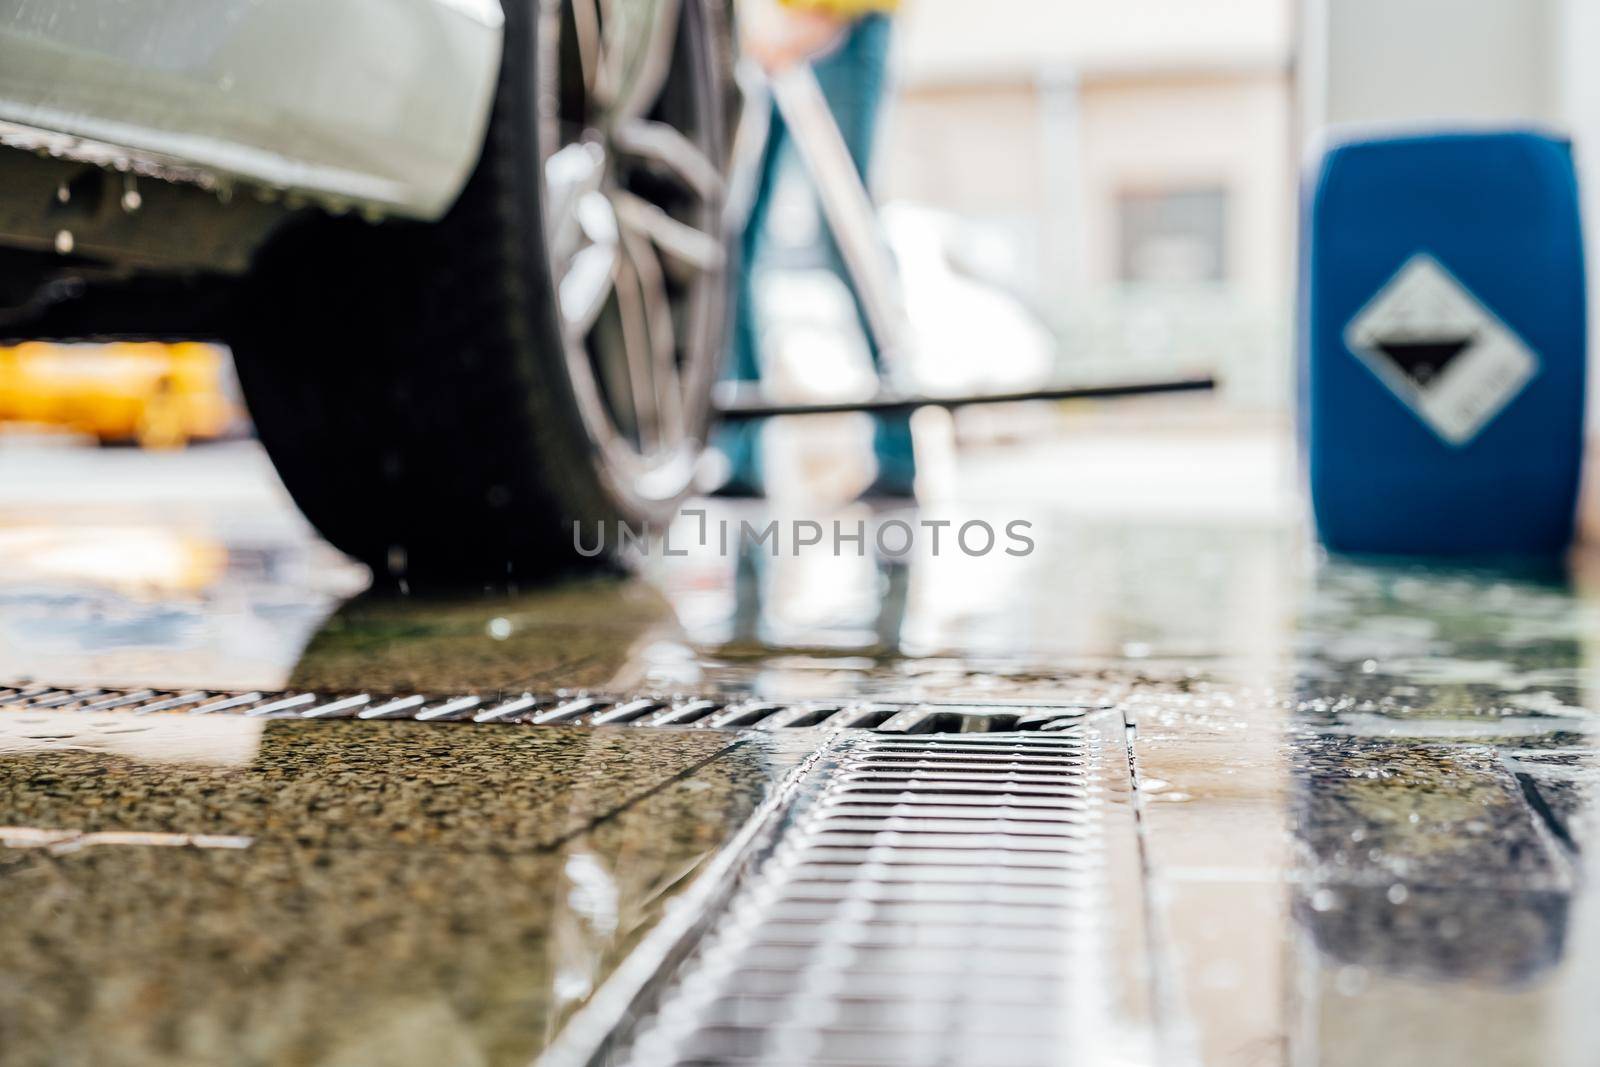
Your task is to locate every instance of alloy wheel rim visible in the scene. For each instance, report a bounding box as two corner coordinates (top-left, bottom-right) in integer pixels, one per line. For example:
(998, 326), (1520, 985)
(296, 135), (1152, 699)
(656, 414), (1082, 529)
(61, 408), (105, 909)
(537, 0), (726, 509)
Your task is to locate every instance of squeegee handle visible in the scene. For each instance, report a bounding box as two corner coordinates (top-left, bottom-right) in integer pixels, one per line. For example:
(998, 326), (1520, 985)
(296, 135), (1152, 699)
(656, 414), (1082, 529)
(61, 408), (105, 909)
(712, 376), (1217, 420)
(768, 65), (912, 364)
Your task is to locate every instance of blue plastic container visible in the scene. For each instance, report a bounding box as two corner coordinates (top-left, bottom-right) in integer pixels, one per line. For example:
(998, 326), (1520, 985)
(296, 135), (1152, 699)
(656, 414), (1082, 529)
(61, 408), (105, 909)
(1301, 129), (1586, 556)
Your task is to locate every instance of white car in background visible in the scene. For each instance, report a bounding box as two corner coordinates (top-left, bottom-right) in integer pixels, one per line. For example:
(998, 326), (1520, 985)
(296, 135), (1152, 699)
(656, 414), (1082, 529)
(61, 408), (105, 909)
(0, 0), (733, 583)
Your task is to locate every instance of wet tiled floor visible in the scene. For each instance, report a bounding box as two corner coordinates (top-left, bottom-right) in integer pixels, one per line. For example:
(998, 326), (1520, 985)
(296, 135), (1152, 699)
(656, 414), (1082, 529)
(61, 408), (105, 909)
(4, 426), (1600, 1065)
(1, 719), (811, 1066)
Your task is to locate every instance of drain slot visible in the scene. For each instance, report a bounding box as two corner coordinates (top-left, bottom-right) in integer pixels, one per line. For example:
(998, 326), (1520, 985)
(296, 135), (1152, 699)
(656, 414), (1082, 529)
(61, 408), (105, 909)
(649, 700), (723, 726)
(591, 698), (667, 725)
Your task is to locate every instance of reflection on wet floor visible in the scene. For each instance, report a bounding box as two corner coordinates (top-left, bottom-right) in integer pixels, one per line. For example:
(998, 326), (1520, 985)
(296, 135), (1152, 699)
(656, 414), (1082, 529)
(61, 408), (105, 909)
(0, 717), (811, 1066)
(9, 433), (1600, 1064)
(0, 441), (362, 691)
(289, 577), (684, 695)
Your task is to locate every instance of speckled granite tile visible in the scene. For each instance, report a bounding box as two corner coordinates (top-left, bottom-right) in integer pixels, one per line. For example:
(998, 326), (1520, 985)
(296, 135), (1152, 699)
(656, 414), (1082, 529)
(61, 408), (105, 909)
(0, 721), (817, 1067)
(1292, 738), (1574, 892)
(0, 717), (766, 851)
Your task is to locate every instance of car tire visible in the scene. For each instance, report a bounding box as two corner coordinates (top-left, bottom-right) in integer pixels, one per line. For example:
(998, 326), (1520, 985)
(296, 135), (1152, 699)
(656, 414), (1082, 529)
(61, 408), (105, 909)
(230, 0), (732, 586)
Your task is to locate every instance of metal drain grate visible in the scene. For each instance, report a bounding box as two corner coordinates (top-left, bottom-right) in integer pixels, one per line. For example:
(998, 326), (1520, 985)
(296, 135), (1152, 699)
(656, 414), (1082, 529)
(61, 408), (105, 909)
(0, 683), (1097, 733)
(548, 718), (1158, 1067)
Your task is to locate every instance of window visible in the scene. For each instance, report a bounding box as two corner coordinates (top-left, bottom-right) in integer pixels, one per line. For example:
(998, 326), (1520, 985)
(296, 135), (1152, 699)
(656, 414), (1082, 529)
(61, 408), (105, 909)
(1117, 187), (1228, 284)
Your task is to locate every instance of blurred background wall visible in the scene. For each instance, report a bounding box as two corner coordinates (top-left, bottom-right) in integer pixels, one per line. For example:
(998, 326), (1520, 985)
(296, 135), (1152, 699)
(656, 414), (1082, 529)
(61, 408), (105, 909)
(881, 0), (1294, 411)
(1300, 0), (1560, 129)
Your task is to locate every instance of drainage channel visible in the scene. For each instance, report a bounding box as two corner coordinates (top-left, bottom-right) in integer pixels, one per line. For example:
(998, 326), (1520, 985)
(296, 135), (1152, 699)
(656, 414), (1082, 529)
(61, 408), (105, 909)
(0, 684), (1099, 733)
(545, 714), (1158, 1067)
(2, 683), (1155, 1064)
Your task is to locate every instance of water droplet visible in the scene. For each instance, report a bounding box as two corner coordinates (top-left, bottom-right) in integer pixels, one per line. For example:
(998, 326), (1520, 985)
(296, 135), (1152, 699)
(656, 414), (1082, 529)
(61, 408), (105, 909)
(486, 617), (513, 640)
(53, 230), (73, 254)
(1386, 883), (1409, 905)
(1310, 889), (1339, 912)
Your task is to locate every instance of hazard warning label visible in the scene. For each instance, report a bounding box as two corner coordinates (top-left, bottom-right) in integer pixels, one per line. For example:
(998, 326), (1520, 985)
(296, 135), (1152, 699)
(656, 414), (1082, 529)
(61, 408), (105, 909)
(1344, 254), (1537, 445)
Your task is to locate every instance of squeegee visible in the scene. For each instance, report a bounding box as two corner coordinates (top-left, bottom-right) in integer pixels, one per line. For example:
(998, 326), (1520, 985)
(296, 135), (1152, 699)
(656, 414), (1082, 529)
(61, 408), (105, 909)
(711, 63), (1214, 422)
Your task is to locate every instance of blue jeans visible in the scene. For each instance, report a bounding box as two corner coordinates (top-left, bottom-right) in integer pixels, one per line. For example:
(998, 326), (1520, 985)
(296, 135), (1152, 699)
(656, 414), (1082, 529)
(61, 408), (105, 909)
(715, 14), (915, 493)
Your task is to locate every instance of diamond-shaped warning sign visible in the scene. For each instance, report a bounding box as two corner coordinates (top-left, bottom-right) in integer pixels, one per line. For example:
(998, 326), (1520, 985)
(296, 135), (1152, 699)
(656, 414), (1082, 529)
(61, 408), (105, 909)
(1344, 254), (1537, 445)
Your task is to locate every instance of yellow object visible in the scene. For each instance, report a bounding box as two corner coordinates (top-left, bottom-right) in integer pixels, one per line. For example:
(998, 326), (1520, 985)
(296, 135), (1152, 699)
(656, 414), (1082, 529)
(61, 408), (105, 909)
(0, 342), (236, 448)
(0, 526), (228, 596)
(781, 0), (899, 16)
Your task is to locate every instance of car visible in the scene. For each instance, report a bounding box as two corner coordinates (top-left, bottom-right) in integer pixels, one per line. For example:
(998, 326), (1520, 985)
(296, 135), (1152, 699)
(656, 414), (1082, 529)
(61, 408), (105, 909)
(0, 0), (734, 583)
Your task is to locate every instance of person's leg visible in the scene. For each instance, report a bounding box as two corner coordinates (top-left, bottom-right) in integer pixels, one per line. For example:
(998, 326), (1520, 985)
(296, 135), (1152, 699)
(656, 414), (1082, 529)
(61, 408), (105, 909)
(712, 103), (789, 495)
(810, 15), (916, 494)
